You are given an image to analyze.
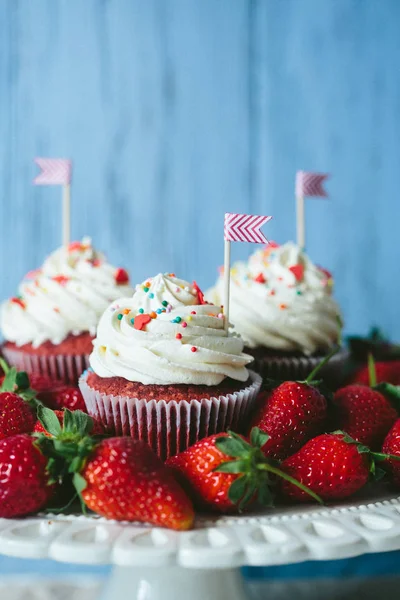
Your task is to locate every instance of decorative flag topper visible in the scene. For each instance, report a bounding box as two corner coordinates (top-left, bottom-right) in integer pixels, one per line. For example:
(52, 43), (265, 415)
(34, 158), (73, 248)
(223, 212), (272, 331)
(295, 171), (329, 250)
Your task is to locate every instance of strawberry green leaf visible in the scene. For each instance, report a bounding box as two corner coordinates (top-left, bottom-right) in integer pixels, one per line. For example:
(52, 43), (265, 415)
(63, 409), (94, 436)
(368, 353), (377, 387)
(257, 480), (274, 507)
(0, 358), (10, 375)
(38, 406), (62, 437)
(227, 475), (248, 505)
(375, 383), (400, 412)
(250, 427), (269, 448)
(215, 437), (250, 458)
(214, 460), (248, 474)
(1, 366), (18, 392)
(73, 472), (87, 495)
(374, 467), (387, 482)
(15, 371), (30, 390)
(238, 480), (257, 511)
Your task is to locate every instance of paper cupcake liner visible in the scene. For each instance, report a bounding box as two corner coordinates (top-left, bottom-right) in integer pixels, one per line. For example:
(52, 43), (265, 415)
(79, 370), (262, 460)
(1, 345), (90, 385)
(248, 349), (350, 389)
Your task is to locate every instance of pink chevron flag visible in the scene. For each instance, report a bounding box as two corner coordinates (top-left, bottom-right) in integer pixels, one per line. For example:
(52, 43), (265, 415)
(296, 171), (328, 198)
(33, 158), (72, 185)
(224, 213), (272, 244)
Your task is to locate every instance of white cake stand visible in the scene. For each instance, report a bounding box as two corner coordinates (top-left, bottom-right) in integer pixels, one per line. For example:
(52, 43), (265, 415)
(1, 488), (400, 600)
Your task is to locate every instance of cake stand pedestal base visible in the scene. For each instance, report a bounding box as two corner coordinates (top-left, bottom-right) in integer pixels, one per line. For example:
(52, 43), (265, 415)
(99, 566), (250, 600)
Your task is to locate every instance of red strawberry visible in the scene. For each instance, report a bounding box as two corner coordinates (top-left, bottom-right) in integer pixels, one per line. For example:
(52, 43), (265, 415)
(333, 384), (397, 449)
(34, 408), (194, 529)
(350, 361), (400, 386)
(382, 419), (400, 487)
(0, 434), (55, 517)
(0, 392), (36, 439)
(249, 382), (328, 459)
(40, 385), (86, 412)
(33, 409), (104, 437)
(29, 373), (58, 393)
(80, 437), (194, 530)
(167, 429), (321, 512)
(279, 433), (372, 502)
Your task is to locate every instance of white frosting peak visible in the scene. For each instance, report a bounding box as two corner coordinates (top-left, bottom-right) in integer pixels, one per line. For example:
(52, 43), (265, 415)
(1, 238), (134, 348)
(90, 273), (253, 385)
(206, 242), (342, 355)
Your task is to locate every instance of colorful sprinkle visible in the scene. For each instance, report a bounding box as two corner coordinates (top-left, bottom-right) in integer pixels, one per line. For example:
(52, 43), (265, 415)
(156, 308), (162, 314)
(123, 308), (130, 315)
(191, 311), (196, 315)
(175, 287), (181, 293)
(117, 314), (123, 320)
(176, 333), (182, 340)
(279, 303), (287, 310)
(218, 313), (224, 319)
(182, 322), (188, 328)
(187, 316), (192, 321)
(131, 318), (135, 324)
(268, 290), (276, 296)
(162, 301), (168, 307)
(150, 311), (157, 319)
(148, 293), (154, 299)
(115, 268), (129, 285)
(289, 264), (304, 282)
(254, 273), (266, 284)
(192, 281), (206, 305)
(166, 305), (172, 314)
(11, 297), (26, 310)
(53, 307), (60, 313)
(52, 275), (70, 286)
(143, 287), (149, 293)
(175, 316), (182, 323)
(139, 308), (144, 314)
(134, 313), (152, 330)
(110, 307), (116, 312)
(191, 346), (197, 352)
(296, 290), (302, 295)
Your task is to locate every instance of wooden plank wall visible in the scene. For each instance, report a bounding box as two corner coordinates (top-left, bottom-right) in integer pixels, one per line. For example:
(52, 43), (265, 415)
(0, 0), (399, 337)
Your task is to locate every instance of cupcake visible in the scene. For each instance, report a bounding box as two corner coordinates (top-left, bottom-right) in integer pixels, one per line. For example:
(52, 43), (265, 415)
(1, 238), (133, 383)
(79, 273), (261, 459)
(206, 242), (346, 384)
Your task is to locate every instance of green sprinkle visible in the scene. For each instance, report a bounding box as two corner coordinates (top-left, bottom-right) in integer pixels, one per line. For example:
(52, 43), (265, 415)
(296, 290), (302, 295)
(143, 287), (149, 293)
(175, 316), (182, 323)
(117, 314), (123, 320)
(131, 318), (135, 324)
(162, 300), (168, 307)
(139, 308), (144, 314)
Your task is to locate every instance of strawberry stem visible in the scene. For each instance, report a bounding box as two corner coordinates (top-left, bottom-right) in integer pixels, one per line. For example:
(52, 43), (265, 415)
(305, 345), (339, 384)
(257, 463), (324, 505)
(368, 353), (377, 387)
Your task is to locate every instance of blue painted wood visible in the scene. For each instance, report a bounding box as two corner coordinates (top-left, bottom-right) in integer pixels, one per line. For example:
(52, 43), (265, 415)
(0, 0), (399, 339)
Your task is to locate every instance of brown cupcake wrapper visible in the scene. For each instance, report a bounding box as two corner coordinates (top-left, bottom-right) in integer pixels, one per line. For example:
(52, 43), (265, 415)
(1, 345), (89, 385)
(249, 349), (350, 389)
(79, 370), (262, 460)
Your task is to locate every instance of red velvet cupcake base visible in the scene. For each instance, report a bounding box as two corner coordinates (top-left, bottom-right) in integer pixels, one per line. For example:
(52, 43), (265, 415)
(79, 370), (262, 460)
(2, 344), (89, 385)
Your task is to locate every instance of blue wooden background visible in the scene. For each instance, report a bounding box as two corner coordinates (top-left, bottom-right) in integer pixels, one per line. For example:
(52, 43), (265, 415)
(1, 0), (400, 338)
(1, 0), (400, 583)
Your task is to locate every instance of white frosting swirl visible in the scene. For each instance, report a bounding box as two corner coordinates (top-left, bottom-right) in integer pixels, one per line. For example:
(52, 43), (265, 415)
(1, 238), (134, 348)
(90, 273), (253, 385)
(206, 242), (342, 355)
